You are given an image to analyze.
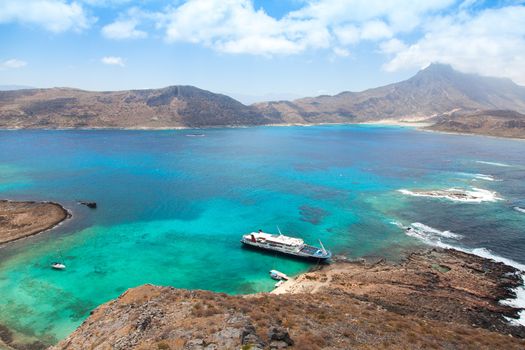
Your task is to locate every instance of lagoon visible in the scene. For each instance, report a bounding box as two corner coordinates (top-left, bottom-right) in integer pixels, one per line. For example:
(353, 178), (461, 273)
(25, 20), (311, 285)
(0, 125), (524, 345)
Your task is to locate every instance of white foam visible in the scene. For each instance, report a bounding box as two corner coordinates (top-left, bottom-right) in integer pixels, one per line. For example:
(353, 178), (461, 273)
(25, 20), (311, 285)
(398, 187), (502, 203)
(458, 172), (498, 181)
(474, 174), (496, 181)
(410, 222), (463, 240)
(476, 160), (511, 167)
(514, 207), (525, 214)
(502, 286), (525, 327)
(399, 224), (525, 327)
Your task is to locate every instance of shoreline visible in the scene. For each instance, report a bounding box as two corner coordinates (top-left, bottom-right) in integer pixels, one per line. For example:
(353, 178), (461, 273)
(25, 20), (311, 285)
(0, 200), (71, 245)
(45, 247), (525, 349)
(1, 121), (523, 141)
(271, 247), (525, 328)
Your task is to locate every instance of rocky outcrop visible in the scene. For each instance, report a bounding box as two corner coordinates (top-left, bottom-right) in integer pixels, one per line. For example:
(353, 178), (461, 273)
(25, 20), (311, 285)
(0, 200), (70, 244)
(49, 249), (525, 350)
(78, 201), (97, 209)
(427, 109), (525, 138)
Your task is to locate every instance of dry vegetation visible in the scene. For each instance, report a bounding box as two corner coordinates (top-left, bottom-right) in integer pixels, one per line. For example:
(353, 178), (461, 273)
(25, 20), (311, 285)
(47, 249), (525, 350)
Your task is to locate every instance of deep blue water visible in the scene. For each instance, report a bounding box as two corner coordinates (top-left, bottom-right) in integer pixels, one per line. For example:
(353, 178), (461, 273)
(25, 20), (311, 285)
(0, 125), (524, 344)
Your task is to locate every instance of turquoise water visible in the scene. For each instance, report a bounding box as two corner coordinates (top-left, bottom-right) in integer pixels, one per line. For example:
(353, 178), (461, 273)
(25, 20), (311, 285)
(0, 125), (525, 345)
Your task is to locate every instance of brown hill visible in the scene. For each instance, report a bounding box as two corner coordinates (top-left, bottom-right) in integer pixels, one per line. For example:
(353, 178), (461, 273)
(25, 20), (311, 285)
(255, 64), (525, 123)
(0, 86), (275, 129)
(427, 109), (525, 138)
(2, 64), (525, 131)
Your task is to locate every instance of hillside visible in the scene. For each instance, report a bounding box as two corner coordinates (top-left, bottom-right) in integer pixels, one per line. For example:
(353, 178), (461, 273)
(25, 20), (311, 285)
(427, 109), (525, 138)
(34, 249), (525, 350)
(0, 86), (275, 129)
(1, 65), (525, 131)
(255, 64), (525, 123)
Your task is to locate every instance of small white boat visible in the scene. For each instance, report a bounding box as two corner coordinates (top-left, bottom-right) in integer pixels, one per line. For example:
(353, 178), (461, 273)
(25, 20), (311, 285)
(269, 269), (289, 281)
(274, 280), (285, 288)
(51, 262), (66, 270)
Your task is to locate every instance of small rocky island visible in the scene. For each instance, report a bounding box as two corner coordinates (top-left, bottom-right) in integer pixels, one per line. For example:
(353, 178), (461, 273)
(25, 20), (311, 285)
(0, 200), (69, 244)
(49, 249), (525, 350)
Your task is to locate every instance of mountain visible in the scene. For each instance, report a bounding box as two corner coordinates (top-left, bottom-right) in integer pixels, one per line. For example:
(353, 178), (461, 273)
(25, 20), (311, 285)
(1, 64), (525, 130)
(255, 64), (525, 123)
(0, 86), (275, 129)
(428, 109), (525, 138)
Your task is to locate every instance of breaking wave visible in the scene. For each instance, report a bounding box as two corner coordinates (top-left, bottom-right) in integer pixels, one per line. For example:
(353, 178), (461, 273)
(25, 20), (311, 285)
(398, 187), (502, 203)
(458, 172), (498, 181)
(514, 206), (525, 214)
(473, 174), (497, 181)
(476, 160), (511, 167)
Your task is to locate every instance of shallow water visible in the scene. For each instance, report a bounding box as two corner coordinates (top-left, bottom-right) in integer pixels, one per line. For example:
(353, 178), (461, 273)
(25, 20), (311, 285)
(0, 125), (524, 344)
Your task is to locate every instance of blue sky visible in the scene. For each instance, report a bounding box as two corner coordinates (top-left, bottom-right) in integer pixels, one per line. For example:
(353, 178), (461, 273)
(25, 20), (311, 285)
(1, 0), (524, 103)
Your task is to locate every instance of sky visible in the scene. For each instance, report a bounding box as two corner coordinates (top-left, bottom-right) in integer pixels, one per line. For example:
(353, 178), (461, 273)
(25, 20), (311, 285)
(1, 0), (524, 103)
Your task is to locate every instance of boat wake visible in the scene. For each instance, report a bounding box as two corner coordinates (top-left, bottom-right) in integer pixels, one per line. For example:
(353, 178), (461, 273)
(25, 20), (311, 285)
(394, 221), (525, 326)
(398, 187), (502, 203)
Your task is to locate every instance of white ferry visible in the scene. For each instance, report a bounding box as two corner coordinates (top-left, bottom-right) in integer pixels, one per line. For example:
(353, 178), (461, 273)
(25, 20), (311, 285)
(241, 229), (332, 261)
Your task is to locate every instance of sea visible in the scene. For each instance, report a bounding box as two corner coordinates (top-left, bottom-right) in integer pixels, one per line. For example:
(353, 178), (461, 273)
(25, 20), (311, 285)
(0, 125), (524, 345)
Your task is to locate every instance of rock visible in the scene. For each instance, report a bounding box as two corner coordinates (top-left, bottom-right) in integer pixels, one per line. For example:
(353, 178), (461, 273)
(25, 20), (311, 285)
(185, 338), (204, 349)
(241, 324), (265, 349)
(270, 340), (290, 349)
(268, 326), (293, 346)
(78, 201), (97, 209)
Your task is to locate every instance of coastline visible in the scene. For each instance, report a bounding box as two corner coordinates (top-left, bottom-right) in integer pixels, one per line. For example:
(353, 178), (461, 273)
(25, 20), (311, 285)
(0, 200), (71, 245)
(45, 247), (525, 350)
(3, 121), (524, 142)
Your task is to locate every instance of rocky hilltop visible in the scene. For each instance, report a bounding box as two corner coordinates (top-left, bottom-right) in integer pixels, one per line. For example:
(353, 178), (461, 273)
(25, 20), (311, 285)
(41, 249), (525, 350)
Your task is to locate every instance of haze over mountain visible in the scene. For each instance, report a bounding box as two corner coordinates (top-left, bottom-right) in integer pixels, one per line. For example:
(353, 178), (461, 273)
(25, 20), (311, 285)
(255, 64), (525, 124)
(1, 64), (525, 134)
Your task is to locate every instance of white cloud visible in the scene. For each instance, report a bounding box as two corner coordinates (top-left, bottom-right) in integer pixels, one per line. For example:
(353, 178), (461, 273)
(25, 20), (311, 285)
(96, 0), (525, 84)
(360, 20), (392, 40)
(383, 5), (525, 84)
(161, 0), (330, 56)
(0, 0), (94, 32)
(102, 19), (147, 39)
(1, 58), (27, 69)
(380, 38), (407, 54)
(333, 47), (350, 57)
(157, 0), (453, 56)
(101, 56), (125, 67)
